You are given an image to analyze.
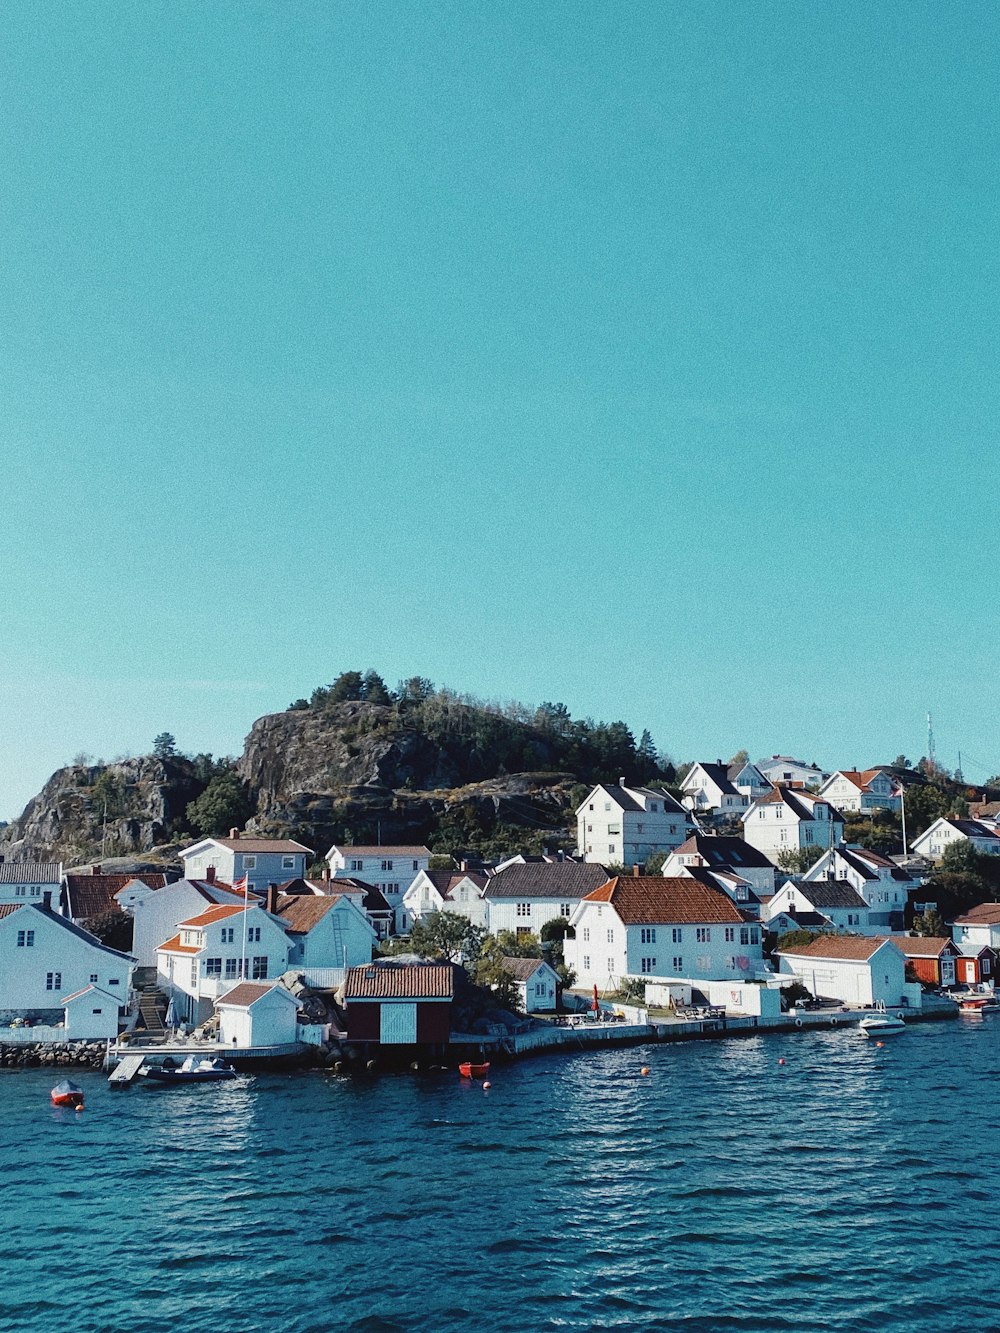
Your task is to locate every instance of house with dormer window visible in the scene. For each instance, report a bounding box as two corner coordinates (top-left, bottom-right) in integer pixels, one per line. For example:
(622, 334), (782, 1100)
(741, 786), (844, 860)
(576, 781), (689, 866)
(801, 846), (913, 930)
(680, 763), (749, 818)
(401, 869), (490, 931)
(819, 769), (900, 814)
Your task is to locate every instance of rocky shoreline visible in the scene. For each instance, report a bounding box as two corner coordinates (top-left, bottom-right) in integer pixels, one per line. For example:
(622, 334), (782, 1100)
(0, 1041), (107, 1070)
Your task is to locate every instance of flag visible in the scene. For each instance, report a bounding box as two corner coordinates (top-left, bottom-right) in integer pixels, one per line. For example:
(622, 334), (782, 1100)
(231, 874), (249, 896)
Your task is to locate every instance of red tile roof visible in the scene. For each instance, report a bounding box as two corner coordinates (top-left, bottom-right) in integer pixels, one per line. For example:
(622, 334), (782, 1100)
(953, 902), (1000, 926)
(583, 876), (745, 925)
(330, 845), (430, 858)
(0, 904), (21, 918)
(778, 935), (895, 962)
(66, 872), (170, 920)
(344, 963), (455, 1000)
(216, 982), (297, 1009)
(205, 838), (313, 854)
(890, 936), (955, 958)
(273, 894), (341, 934)
(157, 933), (201, 955)
(176, 904), (247, 929)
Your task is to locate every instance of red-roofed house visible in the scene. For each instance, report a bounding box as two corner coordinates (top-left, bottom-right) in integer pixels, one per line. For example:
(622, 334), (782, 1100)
(565, 875), (763, 991)
(819, 769), (901, 813)
(343, 962), (455, 1047)
(125, 874), (263, 967)
(216, 982), (301, 1048)
(776, 935), (919, 1008)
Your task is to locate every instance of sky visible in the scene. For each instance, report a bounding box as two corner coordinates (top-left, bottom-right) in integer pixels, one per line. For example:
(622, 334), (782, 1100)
(2, 1), (999, 819)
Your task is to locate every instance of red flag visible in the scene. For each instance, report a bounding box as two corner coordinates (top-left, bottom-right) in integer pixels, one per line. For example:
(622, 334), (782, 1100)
(592, 983), (600, 1012)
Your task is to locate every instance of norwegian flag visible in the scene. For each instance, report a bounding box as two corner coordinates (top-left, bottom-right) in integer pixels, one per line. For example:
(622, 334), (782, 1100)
(231, 874), (250, 896)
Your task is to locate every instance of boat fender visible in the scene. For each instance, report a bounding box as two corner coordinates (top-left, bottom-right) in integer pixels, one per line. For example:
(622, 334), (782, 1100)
(794, 1018), (803, 1028)
(829, 1017), (838, 1027)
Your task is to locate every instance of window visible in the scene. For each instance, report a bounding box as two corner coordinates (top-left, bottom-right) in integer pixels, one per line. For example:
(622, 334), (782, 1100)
(582, 927), (590, 942)
(206, 958), (222, 976)
(560, 903), (571, 917)
(89, 973), (98, 984)
(696, 927), (711, 943)
(350, 859), (364, 872)
(381, 859), (394, 871)
(672, 927), (682, 943)
(669, 825), (678, 835)
(736, 884), (748, 901)
(672, 956), (683, 971)
(225, 959), (239, 978)
(641, 957), (656, 974)
(252, 956), (268, 979)
(609, 844), (616, 855)
(607, 929), (614, 943)
(740, 926), (750, 946)
(190, 961), (198, 987)
(641, 928), (657, 944)
(459, 886), (468, 902)
(221, 927), (234, 944)
(750, 928), (759, 945)
(804, 828), (813, 844)
(697, 955), (710, 970)
(724, 927), (735, 943)
(758, 809), (766, 819)
(587, 823), (593, 832)
(108, 978), (120, 987)
(244, 855), (257, 868)
(282, 856), (295, 869)
(248, 927), (261, 943)
(412, 860), (419, 871)
(516, 902), (531, 918)
(46, 972), (62, 990)
(650, 803), (658, 812)
(637, 822), (644, 833)
(779, 830), (788, 844)
(604, 802), (611, 812)
(583, 955), (591, 969)
(16, 930), (34, 948)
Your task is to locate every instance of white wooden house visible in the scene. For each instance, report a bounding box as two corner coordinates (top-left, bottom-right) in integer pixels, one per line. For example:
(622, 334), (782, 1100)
(910, 819), (1000, 862)
(62, 984), (124, 1040)
(484, 862), (612, 938)
(0, 861), (62, 908)
(741, 787), (844, 860)
(216, 981), (301, 1048)
(801, 846), (913, 931)
(122, 874), (260, 968)
(681, 763), (749, 817)
(729, 760), (773, 803)
(576, 782), (689, 866)
(819, 769), (901, 814)
(776, 935), (919, 1009)
(756, 757), (830, 788)
(0, 902), (133, 1020)
(500, 956), (560, 1012)
(565, 875), (763, 992)
(180, 831), (312, 891)
(401, 869), (489, 931)
(327, 845), (431, 930)
(764, 880), (872, 934)
(952, 903), (1000, 954)
(272, 892), (376, 978)
(661, 835), (778, 894)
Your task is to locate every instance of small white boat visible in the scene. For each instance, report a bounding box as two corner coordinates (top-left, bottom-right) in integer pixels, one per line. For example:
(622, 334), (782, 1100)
(859, 1006), (906, 1038)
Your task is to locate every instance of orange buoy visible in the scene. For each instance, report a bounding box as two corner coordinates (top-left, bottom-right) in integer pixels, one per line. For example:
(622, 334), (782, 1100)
(778, 1058), (785, 1066)
(875, 1041), (884, 1049)
(640, 1066), (650, 1076)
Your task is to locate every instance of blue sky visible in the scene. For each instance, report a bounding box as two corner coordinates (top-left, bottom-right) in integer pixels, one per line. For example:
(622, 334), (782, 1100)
(2, 2), (999, 819)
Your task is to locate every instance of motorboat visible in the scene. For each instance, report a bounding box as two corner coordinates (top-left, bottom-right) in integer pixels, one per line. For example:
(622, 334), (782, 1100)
(958, 996), (1000, 1015)
(140, 1055), (237, 1084)
(50, 1080), (85, 1108)
(458, 1061), (490, 1079)
(859, 1008), (906, 1038)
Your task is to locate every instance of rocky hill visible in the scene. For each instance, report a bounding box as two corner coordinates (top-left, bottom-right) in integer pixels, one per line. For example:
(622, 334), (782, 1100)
(2, 684), (672, 865)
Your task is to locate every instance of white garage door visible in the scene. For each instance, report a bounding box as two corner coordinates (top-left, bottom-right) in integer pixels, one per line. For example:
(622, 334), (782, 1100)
(380, 1003), (417, 1044)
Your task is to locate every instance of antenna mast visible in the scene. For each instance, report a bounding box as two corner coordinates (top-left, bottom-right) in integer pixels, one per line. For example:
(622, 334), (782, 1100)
(927, 712), (936, 775)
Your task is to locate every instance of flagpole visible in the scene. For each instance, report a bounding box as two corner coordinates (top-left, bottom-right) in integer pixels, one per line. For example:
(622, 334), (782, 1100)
(240, 871), (250, 980)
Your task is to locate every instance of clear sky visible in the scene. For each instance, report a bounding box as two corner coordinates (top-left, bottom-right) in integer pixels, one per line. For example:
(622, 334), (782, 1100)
(2, 1), (999, 819)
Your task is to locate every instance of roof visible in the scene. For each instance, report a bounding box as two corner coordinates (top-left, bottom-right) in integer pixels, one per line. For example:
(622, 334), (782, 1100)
(66, 872), (169, 920)
(499, 956), (550, 982)
(953, 902), (1000, 926)
(0, 862), (61, 884)
(344, 962), (455, 1000)
(750, 785), (843, 822)
(773, 909), (831, 929)
(329, 845), (430, 858)
(890, 936), (955, 958)
(60, 983), (122, 1005)
(583, 876), (745, 926)
(175, 903), (248, 929)
(216, 981), (298, 1009)
(0, 904), (20, 919)
(187, 837), (314, 855)
(414, 870), (489, 901)
(273, 894), (343, 934)
(157, 934), (201, 955)
(941, 819), (1000, 839)
(585, 783), (687, 815)
(485, 862), (612, 900)
(778, 935), (896, 962)
(683, 866), (761, 903)
(672, 835), (775, 869)
(688, 763), (739, 797)
(797, 882), (869, 910)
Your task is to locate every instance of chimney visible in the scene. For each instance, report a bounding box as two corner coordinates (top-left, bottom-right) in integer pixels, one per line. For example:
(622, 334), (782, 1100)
(205, 865), (216, 884)
(229, 828), (239, 839)
(266, 882), (279, 914)
(322, 866), (331, 882)
(460, 859), (468, 873)
(557, 849), (565, 862)
(633, 863), (641, 877)
(91, 864), (102, 876)
(42, 890), (52, 910)
(619, 776), (627, 787)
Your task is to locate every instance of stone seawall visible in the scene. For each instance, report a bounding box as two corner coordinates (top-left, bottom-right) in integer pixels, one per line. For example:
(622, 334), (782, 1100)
(0, 1042), (106, 1070)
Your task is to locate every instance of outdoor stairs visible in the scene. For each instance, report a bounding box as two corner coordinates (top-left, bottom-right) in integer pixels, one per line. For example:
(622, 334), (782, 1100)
(137, 988), (168, 1036)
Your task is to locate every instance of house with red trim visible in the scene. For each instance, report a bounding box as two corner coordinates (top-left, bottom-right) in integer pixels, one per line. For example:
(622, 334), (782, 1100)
(890, 936), (960, 988)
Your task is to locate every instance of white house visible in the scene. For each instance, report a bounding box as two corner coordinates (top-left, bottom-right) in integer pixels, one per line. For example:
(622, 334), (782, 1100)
(776, 935), (919, 1009)
(662, 835), (778, 894)
(0, 902), (133, 1020)
(180, 831), (313, 891)
(0, 861), (62, 908)
(952, 903), (1000, 955)
(681, 763), (749, 818)
(62, 984), (123, 1040)
(156, 900), (290, 1026)
(910, 819), (1000, 862)
(327, 845), (431, 929)
(729, 760), (773, 803)
(756, 756), (830, 788)
(401, 870), (489, 931)
(742, 787), (844, 860)
(500, 956), (560, 1013)
(483, 862), (612, 938)
(819, 769), (901, 814)
(802, 846), (913, 931)
(216, 981), (301, 1048)
(272, 892), (376, 975)
(576, 781), (689, 866)
(764, 880), (872, 934)
(121, 873), (260, 968)
(565, 875), (763, 992)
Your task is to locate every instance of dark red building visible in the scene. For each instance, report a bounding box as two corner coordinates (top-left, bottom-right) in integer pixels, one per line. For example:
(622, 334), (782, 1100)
(344, 962), (454, 1046)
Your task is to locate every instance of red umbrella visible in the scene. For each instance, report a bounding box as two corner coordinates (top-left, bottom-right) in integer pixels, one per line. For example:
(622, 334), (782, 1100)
(592, 983), (600, 1013)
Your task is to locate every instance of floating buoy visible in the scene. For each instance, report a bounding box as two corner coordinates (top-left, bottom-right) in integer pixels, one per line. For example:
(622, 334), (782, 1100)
(482, 1080), (491, 1090)
(875, 1041), (884, 1049)
(640, 1066), (650, 1076)
(778, 1058), (785, 1066)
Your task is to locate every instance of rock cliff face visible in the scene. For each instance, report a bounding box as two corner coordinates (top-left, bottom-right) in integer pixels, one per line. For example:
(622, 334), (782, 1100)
(0, 756), (205, 864)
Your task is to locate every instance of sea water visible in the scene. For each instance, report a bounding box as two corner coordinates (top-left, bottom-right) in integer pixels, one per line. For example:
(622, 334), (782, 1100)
(2, 1020), (997, 1333)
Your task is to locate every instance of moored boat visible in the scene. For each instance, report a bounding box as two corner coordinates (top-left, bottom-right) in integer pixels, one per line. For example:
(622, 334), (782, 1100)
(140, 1055), (237, 1084)
(458, 1061), (490, 1079)
(50, 1080), (85, 1108)
(859, 1013), (906, 1038)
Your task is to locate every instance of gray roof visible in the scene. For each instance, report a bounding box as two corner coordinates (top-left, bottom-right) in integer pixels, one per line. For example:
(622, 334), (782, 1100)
(798, 881), (869, 911)
(589, 784), (687, 816)
(485, 862), (611, 900)
(692, 763), (740, 797)
(500, 956), (552, 982)
(0, 863), (61, 884)
(675, 836), (774, 869)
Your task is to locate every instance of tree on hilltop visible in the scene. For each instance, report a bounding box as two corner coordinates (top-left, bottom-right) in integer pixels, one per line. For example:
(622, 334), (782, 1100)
(153, 733), (178, 760)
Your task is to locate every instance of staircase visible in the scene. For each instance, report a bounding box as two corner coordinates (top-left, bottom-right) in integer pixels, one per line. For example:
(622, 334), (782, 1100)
(137, 988), (168, 1035)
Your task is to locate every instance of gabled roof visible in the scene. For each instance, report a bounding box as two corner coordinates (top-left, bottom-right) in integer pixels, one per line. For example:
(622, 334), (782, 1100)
(583, 876), (746, 926)
(778, 935), (896, 962)
(184, 837), (313, 855)
(273, 893), (369, 935)
(683, 866), (760, 903)
(309, 878), (393, 914)
(60, 983), (122, 1005)
(953, 902), (1000, 926)
(500, 956), (552, 982)
(344, 962), (455, 1000)
(686, 763), (740, 797)
(410, 870), (489, 902)
(176, 903), (249, 929)
(795, 881), (869, 911)
(890, 936), (956, 959)
(579, 783), (687, 815)
(157, 934), (201, 955)
(671, 835), (775, 869)
(0, 904), (20, 918)
(328, 845), (430, 858)
(66, 872), (169, 920)
(216, 981), (299, 1009)
(0, 862), (61, 884)
(772, 909), (831, 930)
(746, 785), (843, 823)
(485, 862), (611, 900)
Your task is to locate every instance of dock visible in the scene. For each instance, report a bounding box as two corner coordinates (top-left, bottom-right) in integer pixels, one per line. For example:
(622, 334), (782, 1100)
(108, 1053), (145, 1086)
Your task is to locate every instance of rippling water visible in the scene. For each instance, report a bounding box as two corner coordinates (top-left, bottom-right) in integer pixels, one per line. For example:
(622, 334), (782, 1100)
(3, 1020), (998, 1332)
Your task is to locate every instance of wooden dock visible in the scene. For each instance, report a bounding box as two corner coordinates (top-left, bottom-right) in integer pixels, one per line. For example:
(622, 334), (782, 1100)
(108, 1053), (145, 1086)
